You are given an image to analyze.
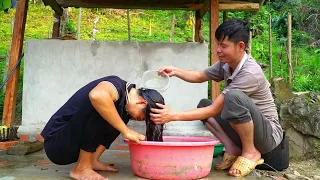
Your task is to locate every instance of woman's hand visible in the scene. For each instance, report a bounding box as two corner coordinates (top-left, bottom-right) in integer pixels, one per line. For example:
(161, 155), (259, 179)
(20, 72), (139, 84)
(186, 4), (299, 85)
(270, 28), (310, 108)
(122, 128), (145, 144)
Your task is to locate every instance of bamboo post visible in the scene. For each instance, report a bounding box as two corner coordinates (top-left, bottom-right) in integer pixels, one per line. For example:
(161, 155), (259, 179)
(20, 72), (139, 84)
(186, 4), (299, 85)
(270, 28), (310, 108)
(127, 9), (131, 41)
(269, 13), (272, 80)
(2, 0), (29, 127)
(288, 12), (292, 87)
(248, 31), (252, 55)
(77, 7), (82, 40)
(210, 0), (220, 100)
(92, 16), (99, 40)
(169, 14), (175, 42)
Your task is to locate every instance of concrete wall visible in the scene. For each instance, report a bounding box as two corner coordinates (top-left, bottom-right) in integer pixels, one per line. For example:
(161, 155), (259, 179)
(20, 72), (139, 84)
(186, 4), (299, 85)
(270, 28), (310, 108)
(20, 40), (212, 137)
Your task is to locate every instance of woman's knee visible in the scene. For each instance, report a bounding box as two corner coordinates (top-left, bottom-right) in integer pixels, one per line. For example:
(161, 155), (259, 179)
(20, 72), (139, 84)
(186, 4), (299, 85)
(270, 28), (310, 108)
(197, 98), (213, 108)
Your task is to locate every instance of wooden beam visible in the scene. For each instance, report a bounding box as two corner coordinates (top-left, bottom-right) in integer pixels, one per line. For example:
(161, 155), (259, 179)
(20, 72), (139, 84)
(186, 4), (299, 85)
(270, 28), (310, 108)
(200, 0), (210, 18)
(210, 0), (220, 100)
(52, 12), (61, 38)
(219, 2), (259, 11)
(200, 1), (259, 18)
(57, 2), (203, 10)
(2, 0), (29, 127)
(42, 0), (63, 16)
(195, 11), (201, 42)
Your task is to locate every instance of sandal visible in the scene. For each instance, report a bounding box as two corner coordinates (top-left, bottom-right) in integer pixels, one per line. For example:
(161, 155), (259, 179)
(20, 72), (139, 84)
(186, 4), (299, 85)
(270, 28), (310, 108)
(228, 156), (264, 177)
(215, 153), (238, 170)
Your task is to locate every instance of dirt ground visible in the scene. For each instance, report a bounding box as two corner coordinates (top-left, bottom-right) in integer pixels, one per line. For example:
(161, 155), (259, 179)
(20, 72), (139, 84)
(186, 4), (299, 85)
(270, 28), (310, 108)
(257, 158), (320, 180)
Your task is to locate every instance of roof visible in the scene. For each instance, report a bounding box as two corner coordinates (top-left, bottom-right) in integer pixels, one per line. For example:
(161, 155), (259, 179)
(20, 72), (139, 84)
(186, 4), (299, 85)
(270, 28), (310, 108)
(43, 0), (265, 16)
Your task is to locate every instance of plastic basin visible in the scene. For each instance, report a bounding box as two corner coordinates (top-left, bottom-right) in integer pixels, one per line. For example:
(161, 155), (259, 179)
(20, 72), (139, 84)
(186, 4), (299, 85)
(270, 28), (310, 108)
(213, 143), (224, 157)
(125, 136), (220, 180)
(142, 70), (170, 91)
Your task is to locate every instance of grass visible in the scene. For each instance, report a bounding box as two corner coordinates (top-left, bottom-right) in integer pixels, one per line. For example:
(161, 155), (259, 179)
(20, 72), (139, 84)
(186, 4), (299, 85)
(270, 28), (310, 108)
(0, 4), (319, 122)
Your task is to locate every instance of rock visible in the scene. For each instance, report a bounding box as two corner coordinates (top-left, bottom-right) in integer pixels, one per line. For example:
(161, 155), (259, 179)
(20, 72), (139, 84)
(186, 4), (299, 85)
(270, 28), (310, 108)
(293, 170), (300, 176)
(271, 78), (294, 103)
(287, 93), (320, 139)
(0, 150), (7, 155)
(314, 175), (320, 180)
(284, 173), (312, 180)
(284, 173), (310, 180)
(284, 174), (300, 180)
(286, 128), (307, 157)
(7, 141), (43, 155)
(273, 80), (320, 158)
(272, 176), (288, 180)
(247, 170), (262, 177)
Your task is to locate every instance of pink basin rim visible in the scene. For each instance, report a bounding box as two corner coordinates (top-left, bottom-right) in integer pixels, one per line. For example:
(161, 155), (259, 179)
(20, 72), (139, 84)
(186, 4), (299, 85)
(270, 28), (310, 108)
(125, 136), (220, 146)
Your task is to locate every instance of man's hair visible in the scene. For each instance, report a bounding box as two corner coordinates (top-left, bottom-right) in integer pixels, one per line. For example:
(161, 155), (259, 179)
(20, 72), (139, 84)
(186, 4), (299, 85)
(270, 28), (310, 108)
(215, 19), (250, 48)
(139, 88), (165, 142)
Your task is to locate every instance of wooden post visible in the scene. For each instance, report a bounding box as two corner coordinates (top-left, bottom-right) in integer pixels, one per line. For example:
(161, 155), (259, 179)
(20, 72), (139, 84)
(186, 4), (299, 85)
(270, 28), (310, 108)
(288, 12), (292, 87)
(127, 9), (131, 41)
(169, 14), (175, 42)
(210, 0), (220, 100)
(192, 13), (195, 42)
(2, 0), (29, 127)
(195, 11), (201, 42)
(269, 14), (272, 80)
(52, 12), (61, 38)
(77, 7), (81, 40)
(223, 11), (228, 22)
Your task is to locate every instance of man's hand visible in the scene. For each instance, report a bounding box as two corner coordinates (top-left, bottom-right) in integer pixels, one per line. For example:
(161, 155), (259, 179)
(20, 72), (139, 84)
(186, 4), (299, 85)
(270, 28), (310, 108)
(158, 66), (177, 77)
(150, 103), (175, 124)
(122, 128), (145, 144)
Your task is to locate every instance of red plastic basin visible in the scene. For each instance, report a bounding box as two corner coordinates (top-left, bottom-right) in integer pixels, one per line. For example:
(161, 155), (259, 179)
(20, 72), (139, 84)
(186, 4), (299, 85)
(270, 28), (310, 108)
(125, 136), (220, 180)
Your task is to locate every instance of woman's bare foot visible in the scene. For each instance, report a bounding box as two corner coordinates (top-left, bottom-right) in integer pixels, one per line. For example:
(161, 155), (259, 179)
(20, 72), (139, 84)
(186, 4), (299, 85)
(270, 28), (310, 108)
(92, 160), (119, 172)
(228, 148), (261, 175)
(70, 166), (107, 180)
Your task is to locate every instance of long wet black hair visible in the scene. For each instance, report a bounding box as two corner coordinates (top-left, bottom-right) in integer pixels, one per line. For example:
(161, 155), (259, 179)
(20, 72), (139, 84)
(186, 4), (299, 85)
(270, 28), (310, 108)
(139, 88), (165, 142)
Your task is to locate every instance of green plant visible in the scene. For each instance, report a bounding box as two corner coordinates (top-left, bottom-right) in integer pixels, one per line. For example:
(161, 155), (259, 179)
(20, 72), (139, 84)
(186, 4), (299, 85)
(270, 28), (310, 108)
(66, 20), (77, 35)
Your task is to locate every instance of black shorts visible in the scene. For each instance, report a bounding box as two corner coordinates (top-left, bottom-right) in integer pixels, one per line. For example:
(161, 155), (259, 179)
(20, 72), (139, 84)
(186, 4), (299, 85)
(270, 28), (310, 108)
(44, 110), (122, 165)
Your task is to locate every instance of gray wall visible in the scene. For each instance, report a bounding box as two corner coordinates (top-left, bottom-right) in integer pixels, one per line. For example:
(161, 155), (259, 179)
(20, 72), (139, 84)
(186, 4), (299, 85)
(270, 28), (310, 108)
(20, 40), (212, 137)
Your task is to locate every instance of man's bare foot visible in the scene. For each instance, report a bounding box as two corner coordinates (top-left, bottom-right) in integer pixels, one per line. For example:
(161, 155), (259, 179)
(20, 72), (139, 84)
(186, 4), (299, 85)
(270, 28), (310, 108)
(70, 166), (107, 180)
(92, 160), (119, 172)
(229, 149), (261, 175)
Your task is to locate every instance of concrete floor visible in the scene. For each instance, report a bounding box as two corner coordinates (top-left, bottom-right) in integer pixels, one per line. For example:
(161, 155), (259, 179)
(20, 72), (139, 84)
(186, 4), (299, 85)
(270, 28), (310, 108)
(0, 150), (269, 180)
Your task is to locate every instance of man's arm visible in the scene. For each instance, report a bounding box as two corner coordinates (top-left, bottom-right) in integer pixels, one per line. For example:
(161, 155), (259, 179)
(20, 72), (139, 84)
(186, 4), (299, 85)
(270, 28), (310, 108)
(159, 66), (209, 83)
(151, 94), (224, 124)
(174, 68), (209, 83)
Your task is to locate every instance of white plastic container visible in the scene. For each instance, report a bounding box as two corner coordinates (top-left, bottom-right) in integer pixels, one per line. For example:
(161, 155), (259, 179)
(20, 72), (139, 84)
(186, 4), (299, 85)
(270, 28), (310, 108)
(142, 70), (170, 91)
